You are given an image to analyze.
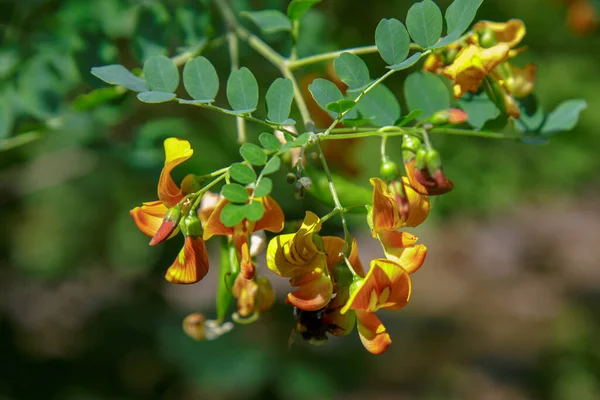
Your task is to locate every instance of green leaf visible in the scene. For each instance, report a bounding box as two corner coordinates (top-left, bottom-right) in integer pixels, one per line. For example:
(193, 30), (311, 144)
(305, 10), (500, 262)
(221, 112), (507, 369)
(229, 162), (257, 184)
(458, 91), (500, 128)
(221, 183), (250, 203)
(221, 203), (247, 227)
(375, 18), (410, 66)
(91, 64), (148, 92)
(333, 53), (370, 90)
(541, 99), (587, 136)
(326, 99), (356, 114)
(355, 84), (401, 127)
(241, 10), (292, 34)
(430, 31), (462, 49)
(240, 143), (268, 166)
(137, 91), (176, 103)
(406, 0), (443, 48)
(396, 109), (424, 126)
(281, 132), (311, 152)
(266, 78), (294, 124)
(143, 55), (179, 93)
(183, 56), (219, 102)
(0, 95), (13, 139)
(217, 237), (239, 322)
(262, 156), (281, 175)
(254, 177), (273, 197)
(243, 201), (265, 222)
(227, 67), (259, 112)
(387, 52), (424, 71)
(445, 0), (484, 35)
(72, 87), (125, 111)
(404, 71), (450, 119)
(259, 132), (281, 152)
(341, 118), (372, 128)
(516, 95), (545, 133)
(308, 78), (343, 116)
(287, 0), (321, 20)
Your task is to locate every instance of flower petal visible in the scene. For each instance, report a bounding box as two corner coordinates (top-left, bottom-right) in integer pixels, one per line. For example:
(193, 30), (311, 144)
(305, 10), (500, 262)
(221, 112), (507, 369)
(356, 311), (391, 355)
(342, 258), (411, 313)
(130, 201), (168, 237)
(286, 271), (333, 311)
(232, 274), (259, 317)
(253, 195), (285, 233)
(322, 236), (344, 273)
(474, 19), (526, 48)
(158, 138), (194, 208)
(401, 177), (430, 227)
(324, 284), (356, 337)
(378, 230), (427, 274)
(370, 177), (401, 234)
(165, 237), (209, 284)
(234, 234), (255, 280)
(202, 197), (234, 240)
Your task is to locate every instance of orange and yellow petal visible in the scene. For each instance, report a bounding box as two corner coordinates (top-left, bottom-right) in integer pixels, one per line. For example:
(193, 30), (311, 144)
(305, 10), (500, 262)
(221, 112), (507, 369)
(324, 284), (356, 337)
(232, 273), (259, 317)
(286, 271), (333, 311)
(322, 236), (344, 272)
(342, 258), (411, 314)
(378, 230), (427, 274)
(504, 63), (536, 99)
(202, 197), (234, 240)
(356, 311), (392, 355)
(474, 19), (526, 48)
(165, 236), (209, 284)
(253, 195), (285, 233)
(444, 44), (511, 98)
(401, 177), (430, 227)
(130, 201), (168, 237)
(370, 177), (401, 234)
(234, 234), (255, 280)
(158, 138), (194, 208)
(266, 212), (323, 278)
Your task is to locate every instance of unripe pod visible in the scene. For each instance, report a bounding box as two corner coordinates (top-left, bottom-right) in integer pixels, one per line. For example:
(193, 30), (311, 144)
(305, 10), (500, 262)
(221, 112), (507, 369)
(380, 160), (399, 182)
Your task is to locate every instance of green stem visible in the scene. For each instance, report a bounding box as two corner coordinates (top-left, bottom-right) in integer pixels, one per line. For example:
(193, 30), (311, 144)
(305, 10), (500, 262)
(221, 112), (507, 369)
(321, 205), (367, 223)
(226, 31), (247, 144)
(320, 126), (527, 141)
(190, 173), (228, 212)
(380, 134), (388, 161)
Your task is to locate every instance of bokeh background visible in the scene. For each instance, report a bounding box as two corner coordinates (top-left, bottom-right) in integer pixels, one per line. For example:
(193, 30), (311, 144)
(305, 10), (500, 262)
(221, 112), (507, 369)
(1, 0), (600, 399)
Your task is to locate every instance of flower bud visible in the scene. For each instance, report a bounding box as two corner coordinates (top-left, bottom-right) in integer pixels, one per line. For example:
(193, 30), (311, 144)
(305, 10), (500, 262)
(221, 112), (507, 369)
(479, 29), (497, 48)
(379, 160), (399, 182)
(430, 109), (468, 125)
(414, 147), (427, 170)
(425, 148), (442, 174)
(298, 176), (312, 190)
(150, 204), (182, 246)
(181, 174), (204, 194)
(181, 213), (203, 237)
(183, 313), (206, 340)
(402, 134), (422, 163)
(286, 172), (297, 184)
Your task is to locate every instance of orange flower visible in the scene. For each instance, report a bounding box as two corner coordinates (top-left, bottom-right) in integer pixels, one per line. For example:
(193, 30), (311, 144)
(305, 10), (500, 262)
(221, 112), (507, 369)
(204, 194), (284, 280)
(405, 159), (454, 196)
(232, 274), (276, 318)
(130, 138), (210, 285)
(130, 138), (194, 242)
(473, 19), (526, 49)
(341, 258), (412, 354)
(266, 212), (333, 311)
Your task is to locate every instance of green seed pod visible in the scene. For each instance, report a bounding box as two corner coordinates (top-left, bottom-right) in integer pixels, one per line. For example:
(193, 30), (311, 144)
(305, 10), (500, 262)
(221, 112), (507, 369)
(379, 160), (399, 182)
(425, 148), (442, 174)
(181, 213), (203, 237)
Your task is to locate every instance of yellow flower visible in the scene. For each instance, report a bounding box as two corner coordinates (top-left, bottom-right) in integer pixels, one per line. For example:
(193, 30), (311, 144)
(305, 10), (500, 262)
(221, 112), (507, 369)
(341, 258), (412, 355)
(266, 211), (333, 311)
(473, 19), (526, 49)
(232, 274), (276, 318)
(504, 63), (537, 99)
(444, 44), (511, 98)
(204, 194), (284, 280)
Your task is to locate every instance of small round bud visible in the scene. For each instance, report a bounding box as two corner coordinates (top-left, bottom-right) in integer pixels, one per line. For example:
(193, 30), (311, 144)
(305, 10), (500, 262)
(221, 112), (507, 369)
(286, 172), (297, 184)
(415, 147), (428, 170)
(181, 213), (203, 237)
(380, 160), (399, 182)
(425, 148), (442, 173)
(479, 29), (497, 48)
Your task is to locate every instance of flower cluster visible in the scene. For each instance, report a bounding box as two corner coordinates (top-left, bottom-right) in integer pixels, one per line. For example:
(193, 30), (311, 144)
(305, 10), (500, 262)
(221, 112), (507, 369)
(424, 20), (536, 118)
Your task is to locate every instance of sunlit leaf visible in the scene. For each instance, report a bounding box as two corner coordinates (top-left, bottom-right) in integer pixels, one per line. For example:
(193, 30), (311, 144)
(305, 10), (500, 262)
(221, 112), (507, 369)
(183, 56), (219, 102)
(221, 183), (250, 203)
(137, 91), (176, 103)
(259, 132), (281, 152)
(308, 78), (343, 117)
(445, 0), (484, 35)
(143, 55), (179, 93)
(229, 162), (257, 184)
(240, 143), (268, 166)
(326, 99), (356, 114)
(406, 0), (443, 48)
(221, 203), (247, 227)
(91, 64), (148, 92)
(387, 52), (424, 71)
(254, 177), (273, 197)
(458, 91), (500, 129)
(243, 201), (265, 222)
(404, 71), (450, 119)
(355, 84), (401, 127)
(375, 18), (410, 66)
(266, 78), (294, 124)
(541, 99), (587, 136)
(333, 52), (370, 90)
(227, 67), (259, 112)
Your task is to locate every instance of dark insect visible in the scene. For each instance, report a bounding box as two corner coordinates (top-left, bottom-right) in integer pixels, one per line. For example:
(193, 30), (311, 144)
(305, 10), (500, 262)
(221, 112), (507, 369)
(289, 306), (340, 348)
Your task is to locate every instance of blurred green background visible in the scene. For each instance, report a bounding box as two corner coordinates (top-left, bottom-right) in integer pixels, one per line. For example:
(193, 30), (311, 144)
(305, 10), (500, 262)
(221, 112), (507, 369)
(1, 0), (599, 399)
